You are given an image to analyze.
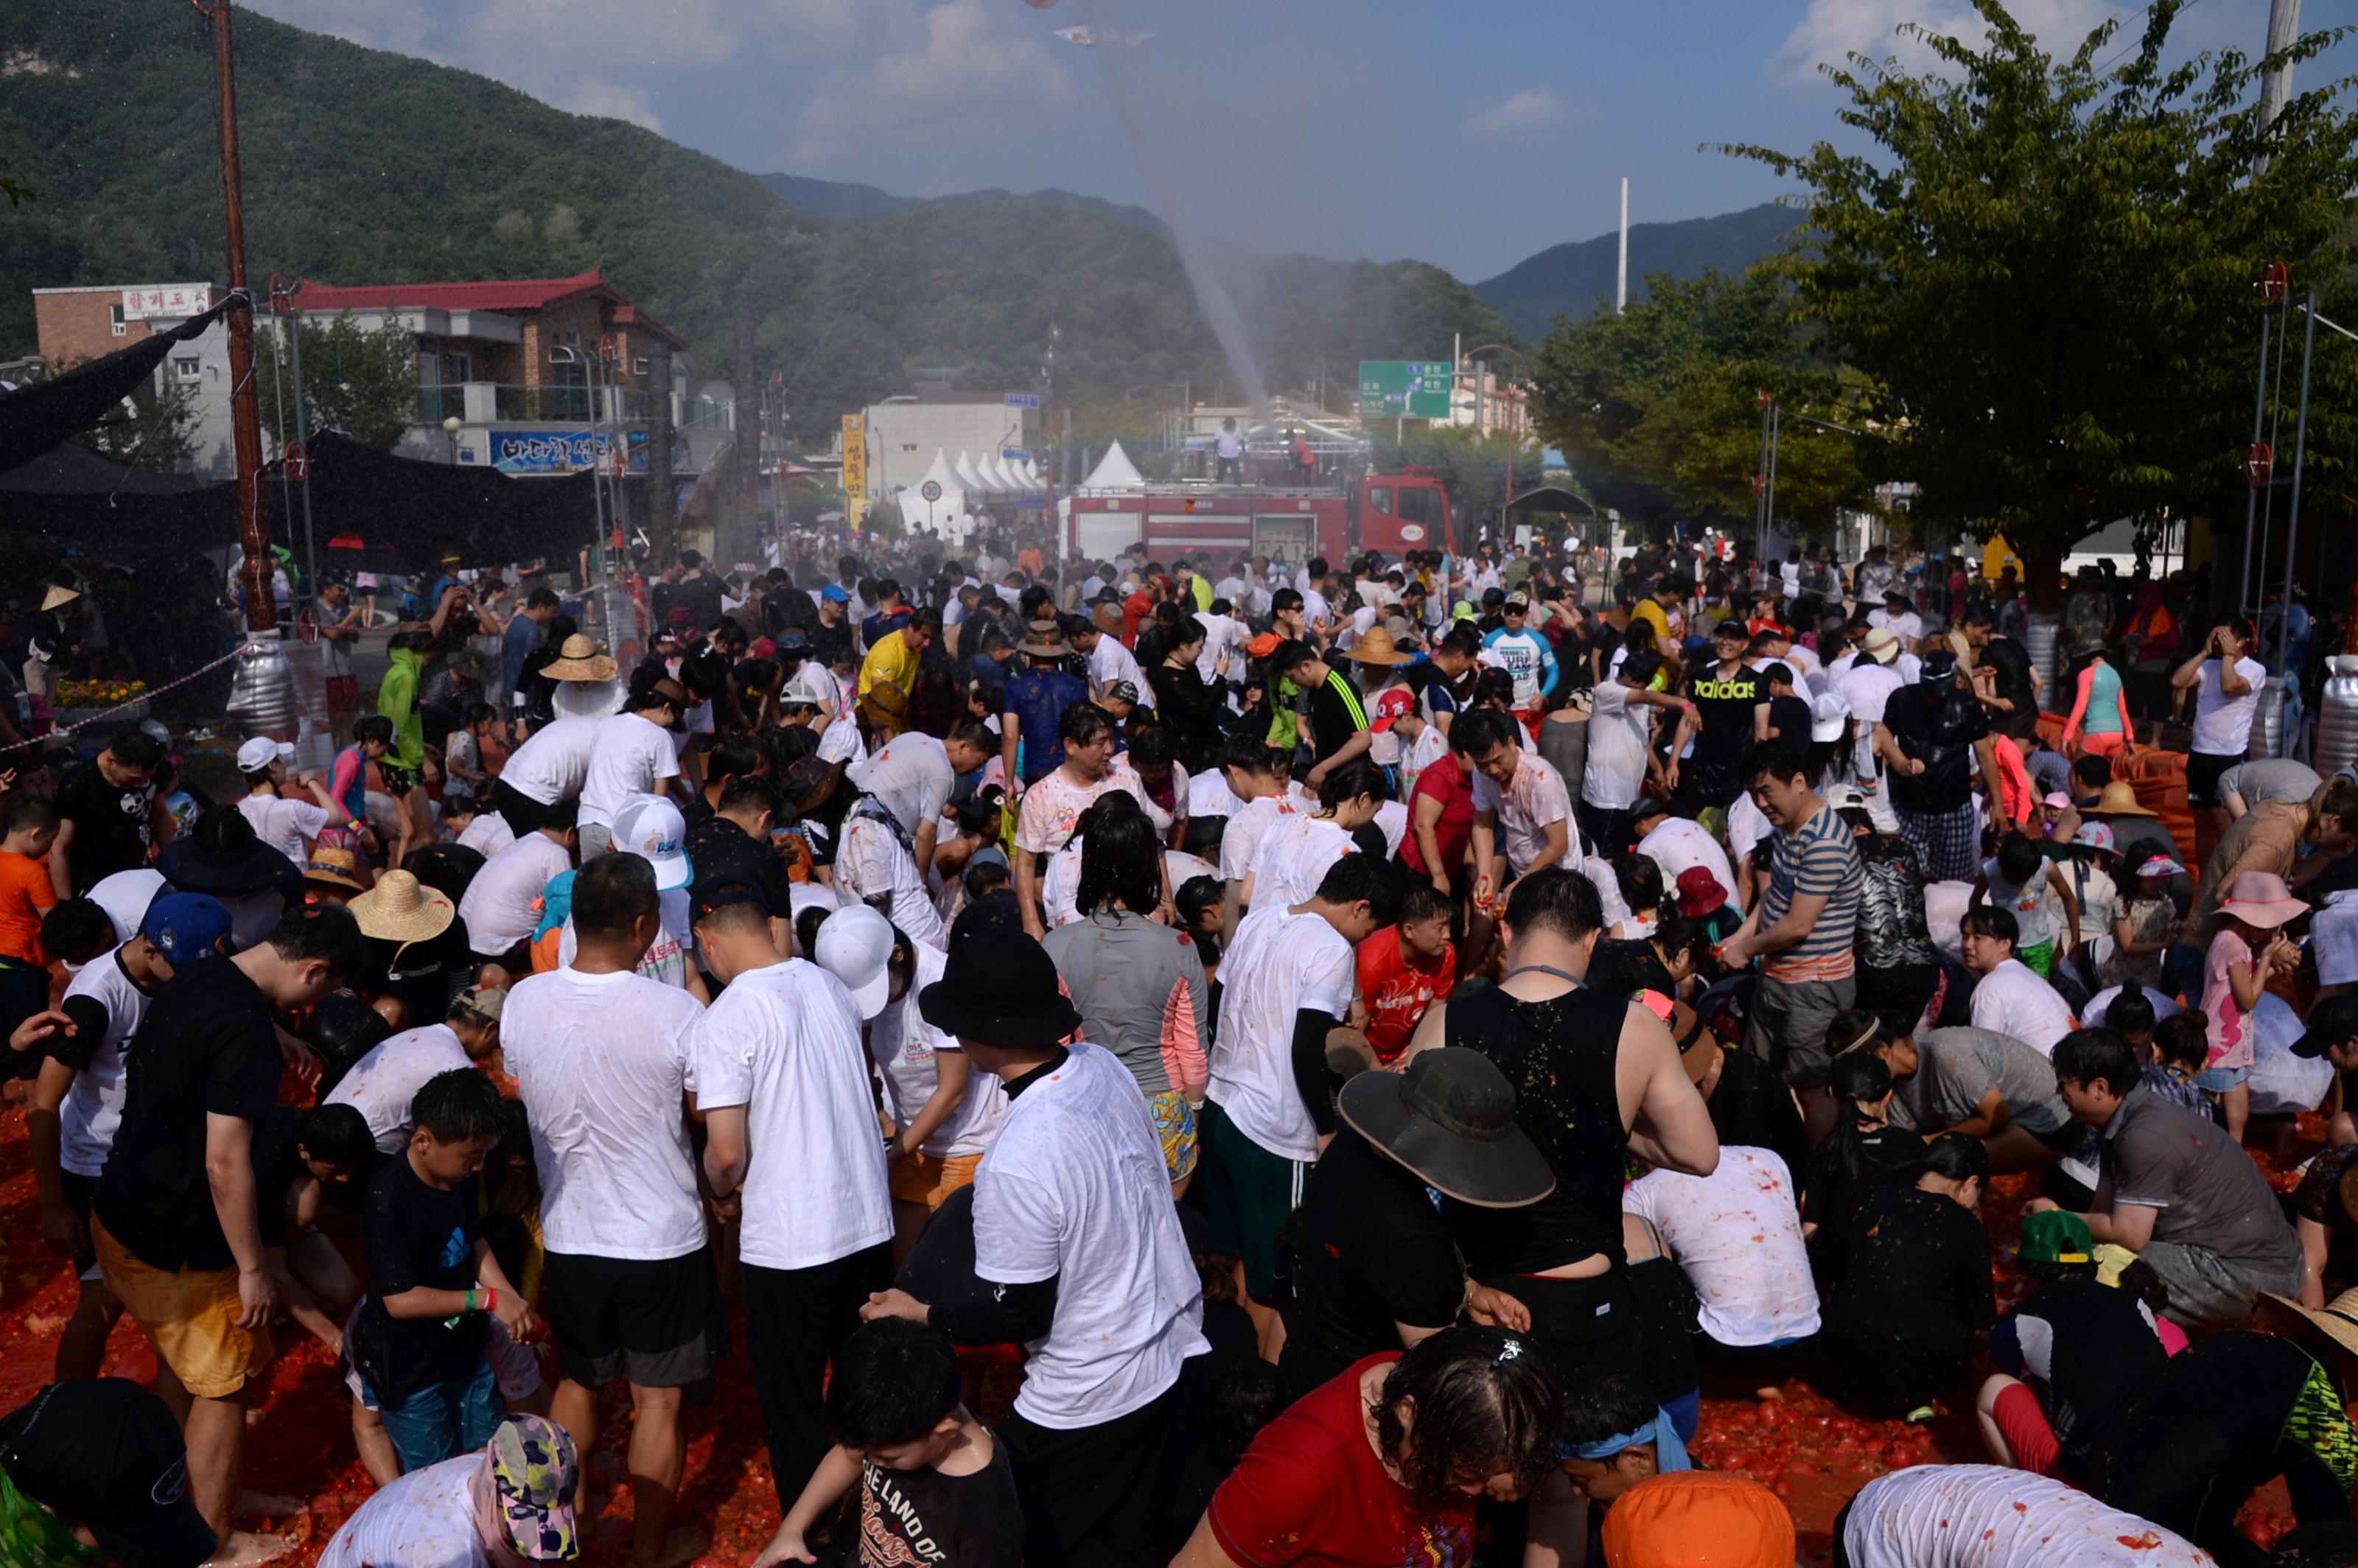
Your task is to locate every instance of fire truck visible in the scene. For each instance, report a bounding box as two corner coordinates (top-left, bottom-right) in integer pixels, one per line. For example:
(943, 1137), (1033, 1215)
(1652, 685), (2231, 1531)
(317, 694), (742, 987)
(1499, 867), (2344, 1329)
(1065, 458), (1455, 568)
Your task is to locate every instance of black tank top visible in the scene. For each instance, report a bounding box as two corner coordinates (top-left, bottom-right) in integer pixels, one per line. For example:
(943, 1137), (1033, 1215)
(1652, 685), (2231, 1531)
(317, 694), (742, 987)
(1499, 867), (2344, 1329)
(1445, 979), (1631, 1274)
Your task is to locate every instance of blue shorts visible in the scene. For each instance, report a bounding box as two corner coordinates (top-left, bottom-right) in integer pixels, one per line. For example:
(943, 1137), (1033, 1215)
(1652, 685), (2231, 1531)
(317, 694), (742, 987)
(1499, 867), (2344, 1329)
(2194, 1063), (2250, 1093)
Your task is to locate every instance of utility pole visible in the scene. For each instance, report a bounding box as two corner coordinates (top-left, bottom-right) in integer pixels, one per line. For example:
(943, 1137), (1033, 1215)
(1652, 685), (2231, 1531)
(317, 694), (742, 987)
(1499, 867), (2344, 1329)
(2259, 0), (2303, 164)
(730, 312), (756, 560)
(205, 0), (273, 635)
(270, 277), (317, 603)
(1616, 178), (1630, 315)
(646, 340), (675, 567)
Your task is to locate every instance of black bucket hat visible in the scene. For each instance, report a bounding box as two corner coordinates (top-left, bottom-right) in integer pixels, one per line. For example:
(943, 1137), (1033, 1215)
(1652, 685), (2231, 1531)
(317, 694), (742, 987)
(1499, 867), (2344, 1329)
(1337, 1048), (1554, 1209)
(918, 929), (1081, 1050)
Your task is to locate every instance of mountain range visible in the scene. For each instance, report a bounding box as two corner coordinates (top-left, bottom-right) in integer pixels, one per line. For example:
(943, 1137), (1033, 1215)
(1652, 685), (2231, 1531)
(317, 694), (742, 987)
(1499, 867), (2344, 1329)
(0, 0), (1788, 433)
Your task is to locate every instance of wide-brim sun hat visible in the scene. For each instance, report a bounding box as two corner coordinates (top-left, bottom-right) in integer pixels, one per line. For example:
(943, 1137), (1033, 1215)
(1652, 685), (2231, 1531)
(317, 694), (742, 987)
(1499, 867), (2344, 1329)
(1018, 618), (1071, 659)
(2259, 1287), (2358, 1382)
(1348, 626), (1416, 666)
(1337, 1047), (1555, 1208)
(2088, 781), (2155, 817)
(541, 634), (618, 683)
(1861, 626), (1900, 657)
(158, 831), (299, 900)
(301, 848), (365, 893)
(917, 929), (1080, 1049)
(39, 584), (80, 613)
(2218, 869), (2309, 929)
(346, 869), (455, 945)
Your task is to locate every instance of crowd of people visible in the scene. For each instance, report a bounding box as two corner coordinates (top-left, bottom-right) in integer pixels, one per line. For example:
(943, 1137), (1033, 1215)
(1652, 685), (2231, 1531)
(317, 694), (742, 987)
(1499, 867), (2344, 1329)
(8, 526), (2358, 1568)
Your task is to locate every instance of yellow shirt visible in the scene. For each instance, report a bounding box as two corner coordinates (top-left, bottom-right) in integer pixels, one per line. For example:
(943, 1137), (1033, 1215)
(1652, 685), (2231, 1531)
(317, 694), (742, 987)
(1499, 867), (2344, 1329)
(858, 629), (922, 697)
(1631, 598), (1683, 645)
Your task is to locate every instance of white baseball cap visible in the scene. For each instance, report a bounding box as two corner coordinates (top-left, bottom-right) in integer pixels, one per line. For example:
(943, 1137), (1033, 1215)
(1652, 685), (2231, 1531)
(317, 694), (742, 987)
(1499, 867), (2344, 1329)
(612, 794), (692, 892)
(812, 903), (897, 1019)
(235, 736), (293, 773)
(1809, 690), (1852, 743)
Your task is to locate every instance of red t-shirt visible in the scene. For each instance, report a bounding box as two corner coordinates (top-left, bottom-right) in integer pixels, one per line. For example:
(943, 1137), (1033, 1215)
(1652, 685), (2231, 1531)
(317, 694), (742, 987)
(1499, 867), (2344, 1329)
(1400, 757), (1474, 881)
(1208, 1354), (1474, 1568)
(1357, 925), (1455, 1063)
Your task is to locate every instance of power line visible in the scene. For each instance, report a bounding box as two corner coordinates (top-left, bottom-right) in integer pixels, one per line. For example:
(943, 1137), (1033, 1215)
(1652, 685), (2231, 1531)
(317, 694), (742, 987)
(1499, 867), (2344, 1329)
(2091, 0), (2208, 77)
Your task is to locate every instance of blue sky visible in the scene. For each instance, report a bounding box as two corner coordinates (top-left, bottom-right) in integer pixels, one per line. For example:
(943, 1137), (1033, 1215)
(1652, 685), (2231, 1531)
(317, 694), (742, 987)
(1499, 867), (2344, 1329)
(247, 0), (2347, 280)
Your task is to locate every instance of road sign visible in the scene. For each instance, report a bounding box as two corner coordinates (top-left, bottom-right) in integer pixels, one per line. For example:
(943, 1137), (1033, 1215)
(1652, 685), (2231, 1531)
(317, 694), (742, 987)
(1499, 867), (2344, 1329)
(920, 480), (943, 503)
(1004, 393), (1040, 409)
(295, 604), (321, 644)
(2247, 441), (2275, 486)
(2261, 263), (2289, 307)
(1358, 360), (1453, 420)
(599, 333), (618, 364)
(284, 441), (309, 481)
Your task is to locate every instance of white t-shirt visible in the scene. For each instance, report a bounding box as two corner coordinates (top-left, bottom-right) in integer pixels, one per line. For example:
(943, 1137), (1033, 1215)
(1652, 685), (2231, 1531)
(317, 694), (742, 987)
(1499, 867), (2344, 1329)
(454, 810), (516, 857)
(578, 711), (681, 830)
(324, 1024), (473, 1155)
(1637, 816), (1740, 911)
(1840, 1465), (2209, 1568)
(55, 947), (156, 1179)
(1582, 679), (1655, 811)
(500, 715), (602, 807)
(1014, 765), (1151, 858)
(793, 659), (846, 721)
(838, 816), (950, 949)
(1247, 813), (1354, 912)
(1622, 1147), (1820, 1347)
(973, 1041), (1208, 1429)
(1472, 754), (1576, 875)
(456, 831), (570, 956)
(691, 957), (892, 1270)
(1187, 769), (1245, 822)
(1219, 795), (1295, 882)
(1208, 905), (1354, 1163)
(1968, 958), (2076, 1056)
(1372, 798), (1409, 861)
(2082, 985), (2182, 1029)
(87, 869), (166, 948)
(504, 965), (707, 1260)
(1195, 612), (1249, 684)
(1087, 635), (1148, 701)
(2191, 656), (2268, 757)
(237, 793), (329, 864)
(1867, 607), (1923, 646)
(317, 1455), (484, 1568)
(556, 886), (694, 990)
(867, 941), (1004, 1160)
(816, 713), (865, 766)
(851, 733), (956, 839)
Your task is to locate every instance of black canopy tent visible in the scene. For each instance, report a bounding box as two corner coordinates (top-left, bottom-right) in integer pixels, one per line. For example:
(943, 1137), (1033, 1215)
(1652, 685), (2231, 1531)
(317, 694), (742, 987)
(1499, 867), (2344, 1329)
(0, 298), (237, 478)
(1503, 484), (1598, 517)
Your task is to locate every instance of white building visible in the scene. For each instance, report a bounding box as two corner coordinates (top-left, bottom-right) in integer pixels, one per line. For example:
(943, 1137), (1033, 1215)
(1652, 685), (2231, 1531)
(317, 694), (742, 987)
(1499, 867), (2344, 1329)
(861, 391), (1041, 503)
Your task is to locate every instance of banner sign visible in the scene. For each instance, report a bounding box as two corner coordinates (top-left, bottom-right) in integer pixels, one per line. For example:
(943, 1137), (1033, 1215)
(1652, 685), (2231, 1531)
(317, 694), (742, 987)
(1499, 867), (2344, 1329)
(121, 284), (212, 321)
(1004, 393), (1040, 409)
(841, 413), (868, 502)
(489, 427), (648, 475)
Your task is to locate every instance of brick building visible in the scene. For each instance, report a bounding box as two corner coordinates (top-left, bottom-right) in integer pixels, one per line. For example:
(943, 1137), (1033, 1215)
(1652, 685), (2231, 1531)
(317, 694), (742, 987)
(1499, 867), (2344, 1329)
(32, 284), (236, 477)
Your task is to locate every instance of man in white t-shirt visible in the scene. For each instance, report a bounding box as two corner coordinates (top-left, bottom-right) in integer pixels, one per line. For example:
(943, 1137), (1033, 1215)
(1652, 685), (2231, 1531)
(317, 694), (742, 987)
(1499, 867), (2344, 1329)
(1622, 1145), (1821, 1351)
(1215, 741), (1295, 939)
(500, 854), (714, 1568)
(323, 987), (504, 1154)
(2175, 620), (2270, 850)
(1456, 708), (1580, 900)
(1203, 853), (1394, 1330)
(492, 712), (601, 834)
(1013, 705), (1150, 939)
(1631, 801), (1740, 914)
(693, 876), (892, 1511)
(577, 682), (688, 859)
(1839, 1465), (2209, 1568)
(849, 725), (993, 884)
(1962, 906), (2077, 1057)
(1071, 619), (1148, 708)
(863, 931), (1207, 1568)
(457, 802), (577, 967)
(318, 1413), (581, 1568)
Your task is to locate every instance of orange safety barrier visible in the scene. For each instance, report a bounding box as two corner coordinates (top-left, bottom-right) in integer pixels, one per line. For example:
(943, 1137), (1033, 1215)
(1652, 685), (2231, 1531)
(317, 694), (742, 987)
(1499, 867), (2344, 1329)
(2112, 746), (2197, 865)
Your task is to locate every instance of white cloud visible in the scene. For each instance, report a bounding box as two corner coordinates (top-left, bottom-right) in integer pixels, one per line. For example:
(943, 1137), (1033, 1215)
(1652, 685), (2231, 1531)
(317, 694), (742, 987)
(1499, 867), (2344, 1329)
(559, 79), (664, 132)
(1776, 0), (2127, 83)
(1464, 89), (1565, 136)
(786, 0), (1074, 167)
(242, 0), (439, 57)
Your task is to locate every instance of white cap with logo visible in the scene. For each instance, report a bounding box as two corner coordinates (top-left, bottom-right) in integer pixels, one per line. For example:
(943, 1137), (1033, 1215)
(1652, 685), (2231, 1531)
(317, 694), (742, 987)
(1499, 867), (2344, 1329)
(612, 794), (692, 892)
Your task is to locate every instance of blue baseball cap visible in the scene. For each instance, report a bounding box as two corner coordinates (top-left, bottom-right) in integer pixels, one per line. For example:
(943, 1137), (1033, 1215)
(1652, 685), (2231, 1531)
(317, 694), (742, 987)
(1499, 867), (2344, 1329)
(141, 892), (233, 964)
(820, 584), (852, 603)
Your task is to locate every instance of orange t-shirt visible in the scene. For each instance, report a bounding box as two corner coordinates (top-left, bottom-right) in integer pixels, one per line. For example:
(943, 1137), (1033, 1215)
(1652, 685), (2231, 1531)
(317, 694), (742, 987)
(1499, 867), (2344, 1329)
(1355, 925), (1455, 1063)
(0, 850), (58, 965)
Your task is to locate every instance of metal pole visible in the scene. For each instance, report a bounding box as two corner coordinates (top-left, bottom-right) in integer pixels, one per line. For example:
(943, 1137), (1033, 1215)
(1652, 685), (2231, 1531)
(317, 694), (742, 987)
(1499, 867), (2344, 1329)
(1754, 396), (1772, 561)
(1616, 177), (1630, 315)
(2278, 290), (2318, 676)
(283, 292), (316, 601)
(2239, 309), (2273, 615)
(209, 0), (273, 636)
(2259, 0), (2304, 166)
(1764, 405), (1781, 553)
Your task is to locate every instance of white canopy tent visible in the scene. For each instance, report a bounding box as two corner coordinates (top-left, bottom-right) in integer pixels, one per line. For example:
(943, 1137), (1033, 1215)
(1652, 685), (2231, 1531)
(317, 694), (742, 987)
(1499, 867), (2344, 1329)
(896, 449), (967, 538)
(954, 450), (993, 496)
(1080, 440), (1145, 491)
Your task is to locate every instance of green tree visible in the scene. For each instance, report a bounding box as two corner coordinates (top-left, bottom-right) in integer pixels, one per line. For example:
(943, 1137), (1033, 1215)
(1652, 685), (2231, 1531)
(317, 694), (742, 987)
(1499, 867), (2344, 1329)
(70, 362), (197, 471)
(1721, 0), (2358, 607)
(256, 310), (420, 452)
(1528, 267), (1874, 539)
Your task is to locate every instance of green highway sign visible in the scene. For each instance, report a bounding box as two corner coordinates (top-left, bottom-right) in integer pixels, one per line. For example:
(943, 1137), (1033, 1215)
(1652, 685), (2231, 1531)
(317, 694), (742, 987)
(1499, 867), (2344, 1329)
(1359, 360), (1454, 420)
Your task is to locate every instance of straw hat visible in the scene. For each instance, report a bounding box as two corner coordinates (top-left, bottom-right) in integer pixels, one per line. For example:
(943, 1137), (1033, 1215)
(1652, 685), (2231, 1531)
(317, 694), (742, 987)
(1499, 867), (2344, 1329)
(1347, 626), (1415, 666)
(541, 634), (618, 684)
(2087, 780), (2155, 817)
(2217, 869), (2309, 929)
(302, 847), (365, 893)
(39, 584), (80, 614)
(347, 869), (455, 945)
(1018, 617), (1070, 659)
(2259, 1287), (2358, 1378)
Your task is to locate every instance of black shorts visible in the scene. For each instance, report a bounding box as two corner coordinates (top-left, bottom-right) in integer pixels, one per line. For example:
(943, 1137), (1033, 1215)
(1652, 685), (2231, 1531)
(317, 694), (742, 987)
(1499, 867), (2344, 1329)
(541, 1247), (727, 1390)
(489, 777), (547, 836)
(2186, 751), (2239, 811)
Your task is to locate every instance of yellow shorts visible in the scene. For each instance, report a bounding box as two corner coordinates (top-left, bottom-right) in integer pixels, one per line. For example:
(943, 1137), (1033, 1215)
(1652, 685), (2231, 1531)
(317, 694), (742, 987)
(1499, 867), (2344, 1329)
(92, 1216), (273, 1399)
(890, 1152), (982, 1209)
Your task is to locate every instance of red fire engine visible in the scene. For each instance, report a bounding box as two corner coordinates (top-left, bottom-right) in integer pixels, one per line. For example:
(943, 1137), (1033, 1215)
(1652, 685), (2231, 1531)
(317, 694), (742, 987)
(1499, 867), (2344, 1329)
(1066, 462), (1454, 567)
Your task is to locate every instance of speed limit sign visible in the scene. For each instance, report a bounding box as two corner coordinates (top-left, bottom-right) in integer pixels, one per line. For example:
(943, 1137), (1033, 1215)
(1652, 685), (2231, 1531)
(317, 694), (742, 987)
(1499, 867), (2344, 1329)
(295, 603), (321, 644)
(920, 480), (943, 503)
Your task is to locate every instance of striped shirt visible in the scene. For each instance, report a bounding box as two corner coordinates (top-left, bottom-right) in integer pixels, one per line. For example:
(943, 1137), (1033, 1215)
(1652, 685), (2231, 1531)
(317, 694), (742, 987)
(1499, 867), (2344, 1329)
(1760, 803), (1863, 983)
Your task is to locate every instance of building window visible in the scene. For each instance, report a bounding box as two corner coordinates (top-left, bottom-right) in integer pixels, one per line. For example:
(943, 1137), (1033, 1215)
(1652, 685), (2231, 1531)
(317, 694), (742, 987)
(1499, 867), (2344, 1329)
(902, 444), (917, 453)
(634, 355), (650, 377)
(109, 304), (126, 337)
(172, 357), (202, 380)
